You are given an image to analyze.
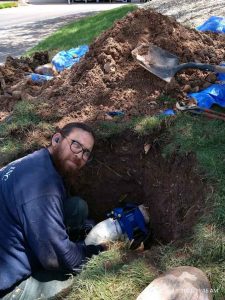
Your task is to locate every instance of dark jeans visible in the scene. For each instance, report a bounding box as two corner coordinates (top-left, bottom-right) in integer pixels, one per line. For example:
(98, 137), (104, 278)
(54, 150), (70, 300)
(0, 196), (88, 300)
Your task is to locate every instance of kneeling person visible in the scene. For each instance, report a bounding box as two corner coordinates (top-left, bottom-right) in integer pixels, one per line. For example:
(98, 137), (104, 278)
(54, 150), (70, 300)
(0, 122), (104, 300)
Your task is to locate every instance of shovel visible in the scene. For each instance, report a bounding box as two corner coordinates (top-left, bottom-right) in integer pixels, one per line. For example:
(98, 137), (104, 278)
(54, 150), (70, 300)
(132, 43), (225, 83)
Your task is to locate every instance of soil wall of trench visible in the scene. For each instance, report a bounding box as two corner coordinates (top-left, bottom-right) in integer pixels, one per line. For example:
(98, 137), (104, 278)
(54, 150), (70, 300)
(71, 130), (205, 243)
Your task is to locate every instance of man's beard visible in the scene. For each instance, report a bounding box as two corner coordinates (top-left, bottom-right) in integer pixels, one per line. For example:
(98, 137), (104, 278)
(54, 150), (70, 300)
(51, 148), (81, 187)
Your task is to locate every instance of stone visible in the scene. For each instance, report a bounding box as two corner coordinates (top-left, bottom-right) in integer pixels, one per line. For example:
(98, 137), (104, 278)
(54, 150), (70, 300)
(183, 84), (191, 93)
(202, 82), (212, 89)
(191, 86), (200, 93)
(12, 90), (21, 100)
(205, 73), (217, 83)
(35, 63), (57, 76)
(104, 62), (116, 73)
(137, 266), (213, 300)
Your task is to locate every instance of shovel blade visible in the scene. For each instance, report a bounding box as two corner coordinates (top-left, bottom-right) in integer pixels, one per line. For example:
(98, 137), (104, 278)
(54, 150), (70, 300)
(132, 43), (179, 82)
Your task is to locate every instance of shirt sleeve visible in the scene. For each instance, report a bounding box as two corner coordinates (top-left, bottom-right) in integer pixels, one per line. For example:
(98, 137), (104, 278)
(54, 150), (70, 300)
(21, 195), (87, 271)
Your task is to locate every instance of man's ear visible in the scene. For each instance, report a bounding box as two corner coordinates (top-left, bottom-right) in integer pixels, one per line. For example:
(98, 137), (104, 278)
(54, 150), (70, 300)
(52, 133), (61, 147)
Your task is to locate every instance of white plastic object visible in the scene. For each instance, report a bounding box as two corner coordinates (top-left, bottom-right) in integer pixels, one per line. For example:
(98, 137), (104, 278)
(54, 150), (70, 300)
(84, 218), (123, 246)
(84, 205), (149, 246)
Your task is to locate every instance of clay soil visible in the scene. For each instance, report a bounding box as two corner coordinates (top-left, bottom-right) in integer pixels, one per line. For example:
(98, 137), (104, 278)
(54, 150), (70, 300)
(0, 8), (218, 242)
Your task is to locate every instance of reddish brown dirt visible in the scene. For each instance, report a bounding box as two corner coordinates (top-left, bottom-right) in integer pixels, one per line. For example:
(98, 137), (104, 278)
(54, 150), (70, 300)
(72, 131), (206, 243)
(1, 8), (225, 123)
(41, 8), (225, 125)
(0, 52), (49, 120)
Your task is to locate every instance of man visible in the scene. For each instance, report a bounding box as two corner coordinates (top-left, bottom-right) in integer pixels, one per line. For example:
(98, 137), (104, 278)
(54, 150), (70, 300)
(0, 122), (104, 300)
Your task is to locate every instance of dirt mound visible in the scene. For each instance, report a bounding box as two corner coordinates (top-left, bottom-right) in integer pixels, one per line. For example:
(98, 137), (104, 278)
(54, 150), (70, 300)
(32, 8), (225, 124)
(2, 9), (225, 123)
(0, 52), (49, 120)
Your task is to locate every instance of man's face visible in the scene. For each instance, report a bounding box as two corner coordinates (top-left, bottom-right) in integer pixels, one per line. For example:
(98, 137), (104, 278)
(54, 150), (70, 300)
(52, 128), (94, 180)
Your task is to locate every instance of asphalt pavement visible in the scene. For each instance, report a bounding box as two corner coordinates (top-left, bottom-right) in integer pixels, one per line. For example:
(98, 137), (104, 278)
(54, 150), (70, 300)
(0, 3), (127, 64)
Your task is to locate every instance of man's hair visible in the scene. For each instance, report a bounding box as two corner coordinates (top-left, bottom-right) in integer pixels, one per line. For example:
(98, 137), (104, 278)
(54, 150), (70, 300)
(57, 122), (95, 139)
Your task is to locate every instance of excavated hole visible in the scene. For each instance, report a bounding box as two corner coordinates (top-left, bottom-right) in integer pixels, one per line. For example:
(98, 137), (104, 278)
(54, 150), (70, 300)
(72, 131), (206, 243)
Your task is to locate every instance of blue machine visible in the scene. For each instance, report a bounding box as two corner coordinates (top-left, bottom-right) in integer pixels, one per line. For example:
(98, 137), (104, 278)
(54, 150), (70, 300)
(107, 203), (148, 240)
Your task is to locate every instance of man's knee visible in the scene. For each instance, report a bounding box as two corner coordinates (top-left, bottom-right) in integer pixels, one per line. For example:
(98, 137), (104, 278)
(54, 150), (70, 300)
(64, 196), (88, 231)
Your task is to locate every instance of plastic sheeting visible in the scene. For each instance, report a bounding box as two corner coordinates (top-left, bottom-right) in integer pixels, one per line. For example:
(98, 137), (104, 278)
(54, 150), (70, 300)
(52, 45), (89, 72)
(188, 18), (225, 108)
(29, 45), (89, 82)
(196, 16), (225, 33)
(29, 73), (53, 83)
(188, 84), (225, 109)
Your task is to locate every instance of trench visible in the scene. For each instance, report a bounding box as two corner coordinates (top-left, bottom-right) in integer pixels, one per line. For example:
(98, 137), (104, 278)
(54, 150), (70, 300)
(72, 130), (205, 243)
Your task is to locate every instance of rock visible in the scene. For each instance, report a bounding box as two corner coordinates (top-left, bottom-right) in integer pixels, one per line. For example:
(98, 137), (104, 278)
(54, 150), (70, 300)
(35, 63), (57, 76)
(104, 114), (113, 120)
(183, 84), (191, 93)
(202, 82), (212, 89)
(104, 62), (116, 73)
(191, 86), (200, 93)
(12, 90), (21, 100)
(205, 73), (217, 83)
(149, 101), (157, 107)
(137, 266), (213, 300)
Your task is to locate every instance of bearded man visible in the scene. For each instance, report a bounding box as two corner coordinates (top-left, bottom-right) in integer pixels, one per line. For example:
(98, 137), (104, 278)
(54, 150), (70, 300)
(0, 122), (104, 300)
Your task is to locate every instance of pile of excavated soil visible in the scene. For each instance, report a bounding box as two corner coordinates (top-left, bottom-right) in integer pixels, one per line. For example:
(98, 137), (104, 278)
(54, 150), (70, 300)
(0, 52), (49, 121)
(1, 9), (225, 123)
(19, 9), (225, 123)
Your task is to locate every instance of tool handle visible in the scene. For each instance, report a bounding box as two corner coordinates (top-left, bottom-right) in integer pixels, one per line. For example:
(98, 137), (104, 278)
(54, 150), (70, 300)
(198, 107), (225, 118)
(189, 110), (225, 121)
(176, 62), (225, 73)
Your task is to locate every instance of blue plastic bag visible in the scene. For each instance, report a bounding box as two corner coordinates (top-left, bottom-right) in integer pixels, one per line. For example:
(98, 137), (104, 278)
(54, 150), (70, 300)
(52, 45), (89, 72)
(196, 16), (225, 33)
(29, 73), (53, 83)
(188, 84), (225, 109)
(161, 109), (176, 116)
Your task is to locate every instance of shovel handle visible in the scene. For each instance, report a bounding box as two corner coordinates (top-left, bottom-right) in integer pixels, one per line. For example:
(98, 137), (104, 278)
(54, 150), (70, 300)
(197, 107), (225, 118)
(189, 110), (225, 121)
(176, 62), (225, 74)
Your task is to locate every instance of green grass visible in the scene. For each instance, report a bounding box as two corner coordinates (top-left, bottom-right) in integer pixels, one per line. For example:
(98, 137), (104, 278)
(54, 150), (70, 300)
(163, 113), (225, 226)
(0, 101), (54, 166)
(159, 113), (225, 299)
(0, 2), (17, 9)
(65, 246), (156, 300)
(95, 115), (166, 139)
(27, 5), (137, 56)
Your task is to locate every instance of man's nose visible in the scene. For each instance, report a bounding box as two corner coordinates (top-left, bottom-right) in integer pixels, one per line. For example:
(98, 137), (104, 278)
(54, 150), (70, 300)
(75, 151), (83, 160)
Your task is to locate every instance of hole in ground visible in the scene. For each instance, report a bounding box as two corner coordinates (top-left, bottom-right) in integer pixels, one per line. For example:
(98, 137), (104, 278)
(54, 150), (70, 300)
(72, 130), (206, 243)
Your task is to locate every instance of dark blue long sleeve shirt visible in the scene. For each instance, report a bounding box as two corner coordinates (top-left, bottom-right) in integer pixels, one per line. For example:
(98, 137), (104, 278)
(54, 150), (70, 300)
(0, 148), (87, 291)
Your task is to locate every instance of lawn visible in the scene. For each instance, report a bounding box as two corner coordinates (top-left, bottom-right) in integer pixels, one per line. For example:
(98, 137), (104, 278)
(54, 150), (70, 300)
(27, 5), (137, 57)
(0, 1), (17, 9)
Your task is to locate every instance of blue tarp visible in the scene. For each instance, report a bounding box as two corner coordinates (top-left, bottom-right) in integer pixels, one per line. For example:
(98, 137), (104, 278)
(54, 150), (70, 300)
(196, 16), (225, 33)
(29, 73), (53, 83)
(52, 45), (89, 72)
(189, 84), (225, 109)
(29, 45), (89, 82)
(188, 18), (225, 108)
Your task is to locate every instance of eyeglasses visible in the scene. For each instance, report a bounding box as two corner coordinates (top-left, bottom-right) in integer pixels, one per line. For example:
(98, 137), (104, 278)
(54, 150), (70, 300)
(61, 133), (93, 162)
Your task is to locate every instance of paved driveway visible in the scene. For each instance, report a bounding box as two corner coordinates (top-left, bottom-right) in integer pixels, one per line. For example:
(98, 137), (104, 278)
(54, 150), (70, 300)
(0, 3), (127, 64)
